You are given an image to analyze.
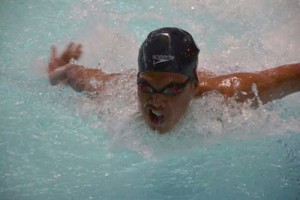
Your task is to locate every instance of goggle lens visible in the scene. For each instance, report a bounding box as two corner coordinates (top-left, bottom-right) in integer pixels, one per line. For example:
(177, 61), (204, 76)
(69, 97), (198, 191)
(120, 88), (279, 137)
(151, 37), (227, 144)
(137, 78), (189, 96)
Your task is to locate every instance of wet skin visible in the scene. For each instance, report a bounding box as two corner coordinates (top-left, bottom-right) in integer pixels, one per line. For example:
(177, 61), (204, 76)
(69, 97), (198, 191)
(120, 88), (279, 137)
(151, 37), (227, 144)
(137, 71), (198, 133)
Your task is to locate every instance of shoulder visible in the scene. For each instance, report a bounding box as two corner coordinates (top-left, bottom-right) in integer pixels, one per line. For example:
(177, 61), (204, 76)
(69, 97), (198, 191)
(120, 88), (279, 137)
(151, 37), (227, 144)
(195, 70), (217, 97)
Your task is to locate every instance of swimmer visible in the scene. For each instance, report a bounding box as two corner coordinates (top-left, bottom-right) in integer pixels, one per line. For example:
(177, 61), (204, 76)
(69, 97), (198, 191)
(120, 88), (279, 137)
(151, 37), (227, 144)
(48, 27), (300, 133)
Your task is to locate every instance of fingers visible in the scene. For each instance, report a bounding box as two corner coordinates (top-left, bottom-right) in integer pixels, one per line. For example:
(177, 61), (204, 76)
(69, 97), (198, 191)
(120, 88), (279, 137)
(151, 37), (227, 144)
(61, 42), (83, 61)
(48, 45), (57, 72)
(50, 45), (57, 60)
(74, 44), (82, 60)
(75, 44), (82, 52)
(61, 42), (73, 59)
(66, 42), (74, 51)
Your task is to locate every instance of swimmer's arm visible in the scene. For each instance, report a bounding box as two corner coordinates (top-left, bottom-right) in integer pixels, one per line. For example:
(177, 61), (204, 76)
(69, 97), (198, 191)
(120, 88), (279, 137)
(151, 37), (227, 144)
(49, 64), (120, 92)
(64, 65), (120, 92)
(48, 43), (120, 92)
(48, 63), (74, 85)
(197, 63), (300, 104)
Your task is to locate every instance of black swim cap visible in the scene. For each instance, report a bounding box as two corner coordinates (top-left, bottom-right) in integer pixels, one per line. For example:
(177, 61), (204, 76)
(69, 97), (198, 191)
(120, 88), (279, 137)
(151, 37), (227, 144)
(138, 27), (200, 81)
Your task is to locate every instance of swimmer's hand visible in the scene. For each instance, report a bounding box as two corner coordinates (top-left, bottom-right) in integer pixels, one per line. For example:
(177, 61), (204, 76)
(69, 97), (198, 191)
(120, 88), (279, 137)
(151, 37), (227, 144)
(48, 42), (82, 71)
(48, 63), (80, 85)
(48, 42), (82, 85)
(47, 42), (121, 92)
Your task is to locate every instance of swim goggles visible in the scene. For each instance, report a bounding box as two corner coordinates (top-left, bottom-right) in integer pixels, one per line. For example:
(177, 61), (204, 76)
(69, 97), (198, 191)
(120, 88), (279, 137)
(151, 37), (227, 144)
(137, 75), (190, 96)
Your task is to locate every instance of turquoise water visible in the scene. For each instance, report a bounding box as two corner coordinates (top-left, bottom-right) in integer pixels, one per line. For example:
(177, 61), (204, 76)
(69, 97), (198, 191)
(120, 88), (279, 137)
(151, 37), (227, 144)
(1, 0), (300, 199)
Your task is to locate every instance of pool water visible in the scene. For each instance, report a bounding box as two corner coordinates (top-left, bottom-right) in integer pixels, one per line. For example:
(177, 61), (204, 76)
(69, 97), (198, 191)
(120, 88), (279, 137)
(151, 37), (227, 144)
(1, 0), (300, 199)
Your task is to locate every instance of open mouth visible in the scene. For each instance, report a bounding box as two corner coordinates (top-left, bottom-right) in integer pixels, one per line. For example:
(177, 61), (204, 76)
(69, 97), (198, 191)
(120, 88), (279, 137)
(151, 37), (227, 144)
(149, 108), (165, 126)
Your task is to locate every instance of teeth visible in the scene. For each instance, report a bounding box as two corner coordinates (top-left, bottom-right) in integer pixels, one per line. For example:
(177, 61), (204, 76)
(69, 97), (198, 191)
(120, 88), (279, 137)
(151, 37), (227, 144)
(151, 109), (162, 117)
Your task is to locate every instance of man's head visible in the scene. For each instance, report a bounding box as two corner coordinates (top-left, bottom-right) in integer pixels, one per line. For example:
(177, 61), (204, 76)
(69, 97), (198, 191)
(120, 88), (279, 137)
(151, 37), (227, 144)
(137, 27), (200, 133)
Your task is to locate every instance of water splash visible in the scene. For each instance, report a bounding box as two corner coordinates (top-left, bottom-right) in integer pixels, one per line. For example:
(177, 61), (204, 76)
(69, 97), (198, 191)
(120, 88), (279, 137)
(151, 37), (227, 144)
(69, 70), (300, 160)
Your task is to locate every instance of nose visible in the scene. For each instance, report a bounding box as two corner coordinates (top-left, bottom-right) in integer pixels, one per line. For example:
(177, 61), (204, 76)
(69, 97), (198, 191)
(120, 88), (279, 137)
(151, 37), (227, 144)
(148, 93), (166, 108)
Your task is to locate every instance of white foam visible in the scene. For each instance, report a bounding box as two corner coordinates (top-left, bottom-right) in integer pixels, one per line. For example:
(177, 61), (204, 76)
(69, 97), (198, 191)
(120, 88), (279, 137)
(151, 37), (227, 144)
(70, 71), (300, 160)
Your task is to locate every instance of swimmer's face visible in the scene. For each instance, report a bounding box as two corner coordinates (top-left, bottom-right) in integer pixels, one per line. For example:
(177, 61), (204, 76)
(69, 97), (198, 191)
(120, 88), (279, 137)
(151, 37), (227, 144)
(137, 71), (198, 133)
